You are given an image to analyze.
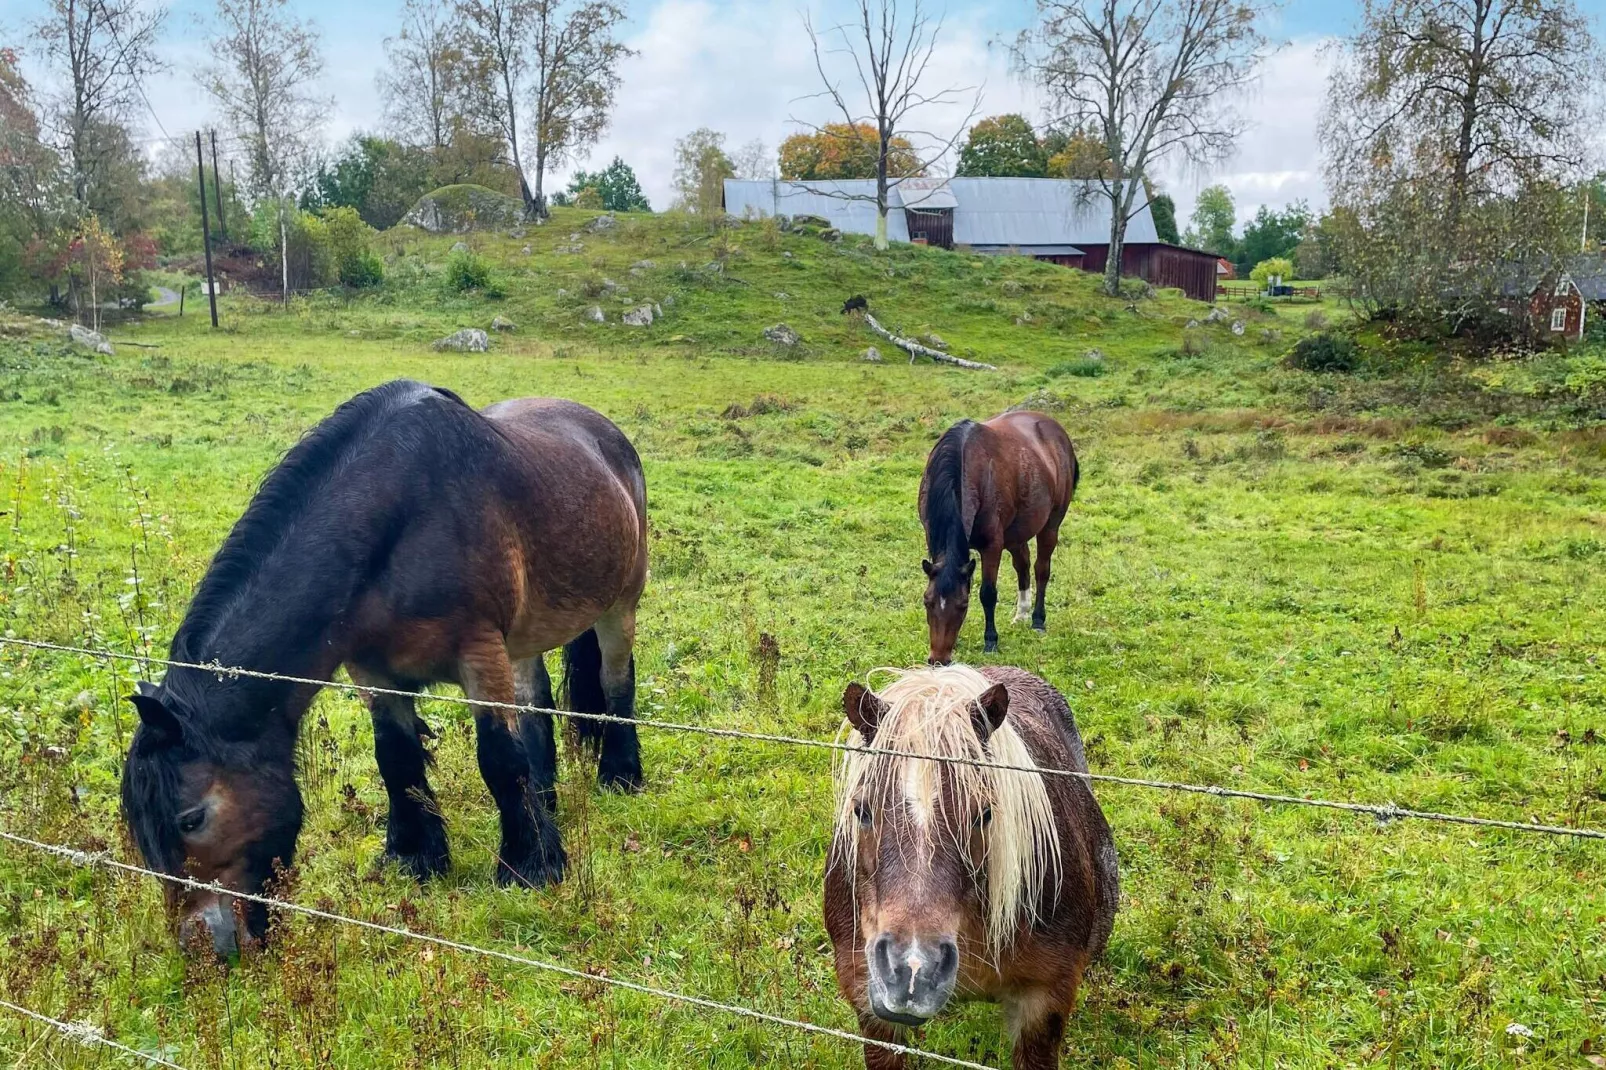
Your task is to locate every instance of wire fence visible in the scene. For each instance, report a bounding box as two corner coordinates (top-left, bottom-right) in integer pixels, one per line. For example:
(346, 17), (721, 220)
(0, 829), (996, 1070)
(0, 996), (192, 1069)
(0, 630), (1600, 1068)
(1, 635), (1601, 841)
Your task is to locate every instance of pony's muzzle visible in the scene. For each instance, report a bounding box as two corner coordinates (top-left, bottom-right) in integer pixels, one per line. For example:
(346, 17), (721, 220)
(866, 932), (959, 1025)
(179, 898), (241, 958)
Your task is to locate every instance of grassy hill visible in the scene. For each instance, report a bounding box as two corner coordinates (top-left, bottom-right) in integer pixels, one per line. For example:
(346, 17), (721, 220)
(0, 207), (1602, 1069)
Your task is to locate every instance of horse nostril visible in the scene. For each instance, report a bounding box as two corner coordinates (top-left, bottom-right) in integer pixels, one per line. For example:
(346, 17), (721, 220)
(870, 933), (896, 979)
(935, 938), (959, 983)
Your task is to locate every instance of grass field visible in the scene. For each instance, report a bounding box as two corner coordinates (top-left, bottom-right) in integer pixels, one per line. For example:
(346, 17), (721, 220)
(0, 207), (1603, 1069)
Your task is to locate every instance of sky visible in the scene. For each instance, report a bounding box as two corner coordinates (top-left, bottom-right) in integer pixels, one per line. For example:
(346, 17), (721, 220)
(6, 0), (1604, 233)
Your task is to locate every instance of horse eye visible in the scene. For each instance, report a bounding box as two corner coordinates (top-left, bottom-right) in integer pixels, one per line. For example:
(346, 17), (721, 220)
(978, 806), (993, 826)
(853, 801), (873, 828)
(177, 807), (207, 835)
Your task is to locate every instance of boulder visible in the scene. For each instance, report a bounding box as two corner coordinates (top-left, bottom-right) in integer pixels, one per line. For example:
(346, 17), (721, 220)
(491, 316), (516, 332)
(1231, 320), (1246, 336)
(763, 324), (800, 346)
(433, 328), (489, 353)
(924, 333), (948, 350)
(585, 306), (606, 323)
(521, 245), (532, 256)
(403, 184), (526, 233)
(662, 294), (676, 308)
(450, 241), (469, 254)
(1185, 319), (1200, 329)
(629, 260), (656, 274)
(1206, 306), (1231, 323)
(584, 213), (618, 233)
(1084, 348), (1105, 362)
(68, 323), (113, 356)
(622, 305), (655, 327)
(793, 214), (831, 229)
(862, 346), (883, 362)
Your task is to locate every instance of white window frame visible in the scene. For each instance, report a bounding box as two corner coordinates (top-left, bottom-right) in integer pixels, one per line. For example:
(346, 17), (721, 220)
(1551, 306), (1568, 332)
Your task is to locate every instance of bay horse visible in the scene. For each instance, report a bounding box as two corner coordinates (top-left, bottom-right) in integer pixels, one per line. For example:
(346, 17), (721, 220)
(918, 412), (1078, 665)
(120, 380), (648, 955)
(825, 665), (1118, 1069)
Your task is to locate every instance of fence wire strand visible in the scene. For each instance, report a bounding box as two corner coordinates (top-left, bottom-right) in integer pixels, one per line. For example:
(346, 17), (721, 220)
(0, 829), (996, 1070)
(0, 996), (192, 1069)
(2, 635), (1600, 841)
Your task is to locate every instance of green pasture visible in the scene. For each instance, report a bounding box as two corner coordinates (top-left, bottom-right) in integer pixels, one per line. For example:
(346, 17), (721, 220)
(0, 208), (1602, 1068)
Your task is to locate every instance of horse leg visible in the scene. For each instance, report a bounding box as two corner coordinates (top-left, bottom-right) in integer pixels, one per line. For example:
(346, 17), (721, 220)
(350, 665), (450, 880)
(1033, 526), (1060, 634)
(460, 634), (565, 887)
(857, 1012), (908, 1070)
(1009, 543), (1032, 624)
(1006, 986), (1073, 1070)
(591, 606), (643, 792)
(512, 654), (558, 815)
(980, 545), (1003, 654)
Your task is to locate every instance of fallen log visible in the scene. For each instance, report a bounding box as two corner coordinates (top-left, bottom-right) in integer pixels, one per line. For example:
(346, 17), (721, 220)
(863, 314), (996, 371)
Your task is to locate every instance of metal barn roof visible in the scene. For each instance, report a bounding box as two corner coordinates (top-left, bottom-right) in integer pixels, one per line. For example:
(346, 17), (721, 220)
(722, 177), (1159, 249)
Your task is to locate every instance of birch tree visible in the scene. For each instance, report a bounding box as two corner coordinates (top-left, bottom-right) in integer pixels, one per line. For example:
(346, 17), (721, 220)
(31, 0), (165, 212)
(795, 0), (980, 251)
(1016, 0), (1270, 296)
(379, 0), (471, 152)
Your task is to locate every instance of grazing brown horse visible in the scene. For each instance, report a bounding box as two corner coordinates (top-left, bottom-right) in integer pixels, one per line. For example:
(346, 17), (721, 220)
(918, 412), (1077, 665)
(121, 380), (648, 955)
(826, 665), (1118, 1070)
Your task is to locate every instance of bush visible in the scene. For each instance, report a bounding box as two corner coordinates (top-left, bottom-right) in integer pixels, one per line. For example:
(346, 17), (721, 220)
(444, 249), (498, 294)
(339, 251), (385, 289)
(1304, 309), (1329, 331)
(1047, 358), (1107, 378)
(1286, 331), (1359, 373)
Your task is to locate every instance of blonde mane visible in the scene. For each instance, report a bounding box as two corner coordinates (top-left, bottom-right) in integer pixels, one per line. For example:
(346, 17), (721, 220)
(832, 665), (1062, 957)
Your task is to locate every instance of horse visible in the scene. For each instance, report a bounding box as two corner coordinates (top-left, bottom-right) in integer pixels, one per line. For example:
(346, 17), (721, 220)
(120, 379), (648, 955)
(825, 665), (1118, 1070)
(917, 411), (1078, 665)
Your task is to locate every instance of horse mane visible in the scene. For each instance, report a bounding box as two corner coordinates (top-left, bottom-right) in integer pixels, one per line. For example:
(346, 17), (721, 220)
(171, 379), (466, 662)
(925, 421), (974, 589)
(833, 665), (1062, 957)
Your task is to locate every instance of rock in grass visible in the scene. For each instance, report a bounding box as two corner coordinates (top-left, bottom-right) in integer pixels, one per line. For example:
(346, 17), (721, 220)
(433, 328), (489, 353)
(450, 241), (469, 254)
(924, 333), (948, 350)
(1186, 319), (1200, 329)
(763, 323), (800, 347)
(622, 305), (655, 327)
(1206, 306), (1230, 323)
(68, 323), (113, 355)
(491, 316), (516, 332)
(862, 346), (883, 362)
(1231, 320), (1246, 336)
(585, 306), (606, 323)
(1084, 348), (1105, 362)
(585, 214), (618, 233)
(521, 245), (532, 256)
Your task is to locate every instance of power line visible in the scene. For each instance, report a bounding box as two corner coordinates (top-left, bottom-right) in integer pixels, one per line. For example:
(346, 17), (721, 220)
(2, 635), (1601, 841)
(0, 997), (191, 1069)
(0, 829), (997, 1070)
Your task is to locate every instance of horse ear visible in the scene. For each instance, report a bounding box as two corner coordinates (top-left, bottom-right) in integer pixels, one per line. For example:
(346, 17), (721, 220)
(962, 557), (977, 581)
(843, 683), (889, 740)
(972, 683), (1010, 740)
(129, 688), (183, 747)
(921, 559), (937, 578)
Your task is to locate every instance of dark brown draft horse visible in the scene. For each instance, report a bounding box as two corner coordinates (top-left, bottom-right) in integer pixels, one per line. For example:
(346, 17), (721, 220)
(918, 411), (1078, 664)
(826, 665), (1118, 1070)
(120, 380), (647, 954)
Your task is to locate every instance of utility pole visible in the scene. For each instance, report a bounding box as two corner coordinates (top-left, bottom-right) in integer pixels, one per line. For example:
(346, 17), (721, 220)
(210, 130), (228, 242)
(195, 132), (219, 328)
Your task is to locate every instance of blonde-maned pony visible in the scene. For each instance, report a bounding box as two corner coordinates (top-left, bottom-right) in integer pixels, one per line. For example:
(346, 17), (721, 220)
(833, 664), (1062, 957)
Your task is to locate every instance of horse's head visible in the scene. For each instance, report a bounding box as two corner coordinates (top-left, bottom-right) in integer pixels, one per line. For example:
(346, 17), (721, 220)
(834, 669), (1057, 1027)
(921, 555), (975, 666)
(121, 681), (303, 957)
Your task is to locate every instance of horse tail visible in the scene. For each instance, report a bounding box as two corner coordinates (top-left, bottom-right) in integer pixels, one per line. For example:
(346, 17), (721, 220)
(562, 629), (607, 748)
(1069, 446), (1080, 501)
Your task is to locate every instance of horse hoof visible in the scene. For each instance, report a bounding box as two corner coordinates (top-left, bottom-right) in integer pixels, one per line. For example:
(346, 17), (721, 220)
(1032, 622), (1047, 634)
(984, 640), (999, 654)
(496, 847), (566, 889)
(598, 763), (644, 793)
(385, 822), (451, 880)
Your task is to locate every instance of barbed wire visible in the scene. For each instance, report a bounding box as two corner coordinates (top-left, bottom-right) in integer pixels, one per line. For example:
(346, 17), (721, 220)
(0, 996), (191, 1069)
(2, 635), (1601, 841)
(0, 829), (997, 1070)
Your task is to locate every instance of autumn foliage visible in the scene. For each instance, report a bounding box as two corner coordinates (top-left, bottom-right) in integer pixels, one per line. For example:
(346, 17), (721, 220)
(778, 123), (923, 181)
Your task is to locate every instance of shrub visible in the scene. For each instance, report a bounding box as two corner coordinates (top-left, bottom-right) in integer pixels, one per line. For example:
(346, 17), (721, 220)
(445, 249), (495, 293)
(339, 251), (385, 289)
(1286, 331), (1359, 373)
(1304, 309), (1329, 330)
(1047, 358), (1107, 378)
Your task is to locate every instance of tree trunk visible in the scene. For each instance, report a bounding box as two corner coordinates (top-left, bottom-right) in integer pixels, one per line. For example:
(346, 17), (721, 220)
(532, 143), (549, 221)
(1103, 181), (1128, 297)
(874, 131), (890, 251)
(280, 205), (290, 307)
